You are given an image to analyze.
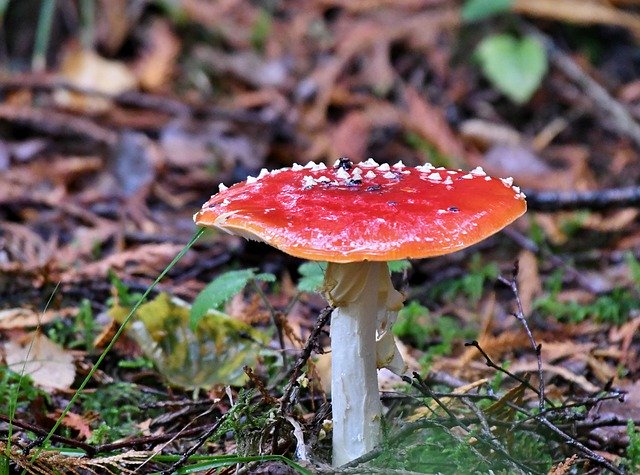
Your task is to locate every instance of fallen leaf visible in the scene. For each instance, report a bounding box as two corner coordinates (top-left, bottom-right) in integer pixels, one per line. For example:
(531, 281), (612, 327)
(513, 0), (640, 38)
(509, 361), (601, 393)
(329, 111), (371, 161)
(3, 332), (76, 390)
(587, 380), (640, 447)
(111, 293), (269, 389)
(547, 455), (578, 475)
(54, 44), (138, 114)
(401, 86), (468, 167)
(133, 18), (181, 91)
(0, 308), (76, 330)
(61, 412), (94, 440)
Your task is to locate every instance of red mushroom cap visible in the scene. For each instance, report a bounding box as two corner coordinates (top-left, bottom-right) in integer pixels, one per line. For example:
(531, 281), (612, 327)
(194, 159), (527, 263)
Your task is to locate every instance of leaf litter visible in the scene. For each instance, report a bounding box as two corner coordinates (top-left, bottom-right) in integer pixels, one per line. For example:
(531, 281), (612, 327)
(1, 0), (640, 473)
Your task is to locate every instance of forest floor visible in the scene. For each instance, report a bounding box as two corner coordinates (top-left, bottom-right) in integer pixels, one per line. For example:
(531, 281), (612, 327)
(2, 1), (640, 474)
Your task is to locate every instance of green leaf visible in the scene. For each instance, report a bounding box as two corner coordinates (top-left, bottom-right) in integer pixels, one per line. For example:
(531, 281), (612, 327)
(297, 261), (327, 293)
(254, 272), (276, 283)
(476, 34), (548, 104)
(462, 0), (513, 22)
(625, 252), (640, 287)
(190, 269), (259, 327)
(388, 259), (411, 273)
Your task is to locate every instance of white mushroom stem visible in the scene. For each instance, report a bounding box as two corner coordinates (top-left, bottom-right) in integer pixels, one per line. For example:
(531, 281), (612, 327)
(324, 261), (406, 466)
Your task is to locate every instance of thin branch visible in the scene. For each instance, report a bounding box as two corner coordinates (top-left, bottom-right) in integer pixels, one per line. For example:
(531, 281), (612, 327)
(401, 373), (533, 474)
(158, 416), (225, 475)
(279, 306), (332, 415)
(464, 340), (554, 408)
(524, 185), (640, 211)
(498, 261), (545, 412)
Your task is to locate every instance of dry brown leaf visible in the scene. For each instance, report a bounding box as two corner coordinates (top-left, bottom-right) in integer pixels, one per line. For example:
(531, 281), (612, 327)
(583, 354), (617, 384)
(485, 382), (527, 423)
(540, 340), (595, 363)
(62, 243), (186, 281)
(0, 222), (57, 270)
(94, 319), (120, 350)
(3, 332), (76, 390)
(401, 86), (467, 167)
(457, 331), (530, 373)
(517, 250), (541, 315)
(460, 119), (522, 149)
(329, 111), (371, 161)
(582, 209), (639, 232)
(513, 0), (640, 38)
(509, 361), (600, 393)
(0, 308), (76, 330)
(133, 18), (181, 91)
(96, 0), (140, 54)
(61, 412), (94, 440)
(409, 378), (488, 421)
(547, 455), (578, 475)
(54, 45), (138, 114)
(610, 316), (640, 369)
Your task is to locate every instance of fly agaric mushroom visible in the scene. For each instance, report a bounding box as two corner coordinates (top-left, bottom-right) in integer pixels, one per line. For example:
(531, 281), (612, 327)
(194, 158), (526, 465)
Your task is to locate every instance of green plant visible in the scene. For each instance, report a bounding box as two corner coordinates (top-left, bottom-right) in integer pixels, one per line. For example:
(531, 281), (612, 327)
(213, 390), (275, 456)
(475, 33), (548, 104)
(428, 254), (499, 304)
(80, 382), (157, 444)
(372, 421), (551, 474)
(45, 299), (96, 350)
(404, 132), (453, 168)
(394, 301), (473, 365)
(297, 261), (327, 293)
(297, 260), (410, 293)
(462, 0), (513, 22)
(0, 366), (47, 413)
(534, 268), (640, 325)
(251, 8), (272, 53)
(625, 420), (640, 472)
(190, 268), (275, 328)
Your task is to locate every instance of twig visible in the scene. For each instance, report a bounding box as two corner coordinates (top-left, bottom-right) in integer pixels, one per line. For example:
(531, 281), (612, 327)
(464, 340), (554, 408)
(521, 22), (640, 150)
(0, 104), (117, 145)
(524, 185), (640, 211)
(535, 415), (623, 475)
(498, 261), (545, 413)
(503, 228), (603, 294)
(158, 416), (225, 475)
(279, 306), (332, 415)
(463, 344), (622, 474)
(401, 373), (533, 474)
(0, 414), (94, 454)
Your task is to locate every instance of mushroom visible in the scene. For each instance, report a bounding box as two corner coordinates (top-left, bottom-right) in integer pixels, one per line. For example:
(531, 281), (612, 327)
(194, 158), (526, 465)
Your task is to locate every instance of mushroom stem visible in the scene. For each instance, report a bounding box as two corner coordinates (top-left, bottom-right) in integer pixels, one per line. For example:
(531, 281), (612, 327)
(325, 261), (387, 466)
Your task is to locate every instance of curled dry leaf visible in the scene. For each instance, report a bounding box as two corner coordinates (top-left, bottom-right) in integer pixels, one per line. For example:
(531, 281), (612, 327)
(3, 332), (76, 390)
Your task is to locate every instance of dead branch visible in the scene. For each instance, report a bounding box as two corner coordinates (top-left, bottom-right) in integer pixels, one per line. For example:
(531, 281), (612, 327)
(524, 185), (640, 211)
(498, 262), (546, 412)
